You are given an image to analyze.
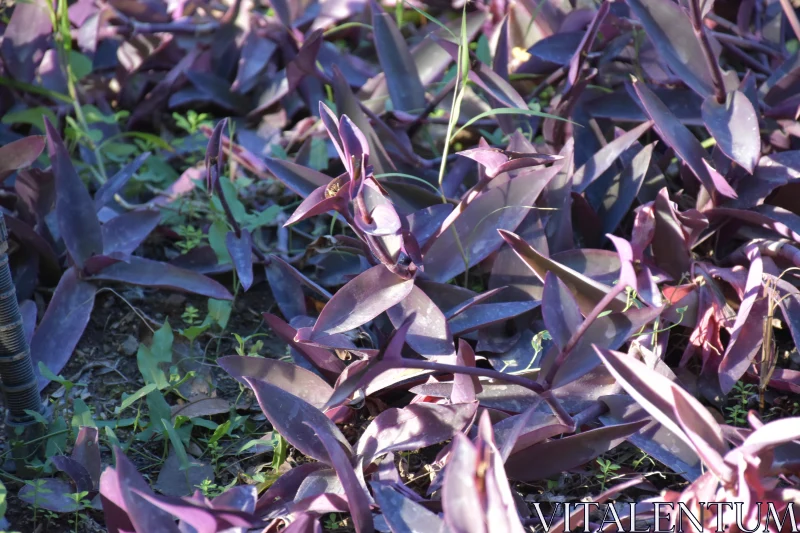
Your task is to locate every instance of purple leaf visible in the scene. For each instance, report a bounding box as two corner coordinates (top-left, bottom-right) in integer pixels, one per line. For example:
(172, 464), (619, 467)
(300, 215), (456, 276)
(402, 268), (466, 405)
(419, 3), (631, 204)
(651, 188), (696, 280)
(52, 455), (94, 495)
(629, 80), (737, 198)
(624, 0), (714, 98)
(504, 419), (648, 481)
(307, 421), (374, 533)
(597, 143), (655, 236)
(442, 434), (486, 533)
(285, 184), (345, 226)
(738, 417), (800, 457)
(498, 230), (628, 314)
(594, 347), (729, 458)
(256, 463), (327, 516)
(671, 389), (734, 482)
(356, 402), (477, 466)
(31, 267), (97, 391)
(542, 272), (583, 350)
(262, 313), (345, 381)
(19, 478), (83, 513)
(265, 259), (308, 321)
(371, 0), (425, 113)
(572, 121), (653, 193)
(386, 285), (454, 357)
(444, 287), (507, 319)
(225, 230), (254, 291)
(218, 355), (333, 409)
(701, 90), (760, 174)
(205, 119), (227, 190)
(91, 256), (233, 300)
(0, 0), (52, 82)
(244, 377), (353, 463)
(0, 136), (45, 180)
(263, 157), (331, 199)
(94, 152), (151, 210)
(719, 246), (764, 394)
(44, 118), (103, 268)
(21, 300), (37, 345)
(72, 426), (101, 488)
(448, 301), (540, 336)
(102, 208), (161, 256)
(99, 449), (181, 533)
(457, 145), (562, 178)
(708, 205), (800, 242)
(132, 489), (255, 533)
(282, 513), (323, 533)
(309, 264), (415, 336)
(232, 32), (277, 94)
(372, 483), (446, 533)
(424, 164), (561, 283)
(407, 204), (455, 249)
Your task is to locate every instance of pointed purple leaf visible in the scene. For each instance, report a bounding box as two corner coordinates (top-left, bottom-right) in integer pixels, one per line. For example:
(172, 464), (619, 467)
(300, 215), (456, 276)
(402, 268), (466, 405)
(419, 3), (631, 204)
(218, 355), (333, 409)
(356, 402), (477, 466)
(311, 264), (415, 336)
(371, 0), (426, 113)
(225, 230), (254, 291)
(629, 80), (736, 198)
(44, 118), (103, 267)
(542, 272), (583, 351)
(244, 377), (352, 464)
(91, 256), (233, 300)
(372, 483), (446, 533)
(386, 285), (454, 357)
(701, 90), (760, 174)
(31, 267), (97, 391)
(262, 313), (345, 381)
(94, 152), (151, 210)
(0, 0), (52, 82)
(624, 0), (714, 98)
(102, 208), (161, 256)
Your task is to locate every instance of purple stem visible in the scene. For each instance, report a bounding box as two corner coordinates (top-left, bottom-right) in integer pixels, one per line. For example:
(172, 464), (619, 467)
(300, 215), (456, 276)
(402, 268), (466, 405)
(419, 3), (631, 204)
(689, 0), (727, 104)
(542, 282), (629, 387)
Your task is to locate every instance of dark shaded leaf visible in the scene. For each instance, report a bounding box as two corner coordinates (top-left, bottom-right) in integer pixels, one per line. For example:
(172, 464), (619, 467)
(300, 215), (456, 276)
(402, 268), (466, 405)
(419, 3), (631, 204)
(102, 208), (161, 256)
(262, 313), (345, 381)
(19, 478), (82, 513)
(45, 118), (103, 267)
(226, 230), (254, 291)
(94, 152), (150, 210)
(597, 143), (654, 236)
(371, 0), (426, 113)
(448, 301), (540, 336)
(308, 421), (374, 533)
(572, 121), (653, 193)
(31, 267), (97, 391)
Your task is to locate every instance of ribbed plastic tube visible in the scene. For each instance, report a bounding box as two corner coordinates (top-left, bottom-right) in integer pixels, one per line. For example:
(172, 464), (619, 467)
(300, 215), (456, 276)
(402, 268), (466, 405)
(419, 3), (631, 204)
(0, 213), (43, 426)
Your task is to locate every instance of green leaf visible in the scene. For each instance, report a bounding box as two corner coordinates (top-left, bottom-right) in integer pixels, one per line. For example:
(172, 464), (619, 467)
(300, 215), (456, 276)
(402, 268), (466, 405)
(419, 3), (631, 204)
(182, 323), (211, 342)
(137, 321), (173, 388)
(244, 205), (282, 232)
(2, 106), (59, 132)
(68, 51), (93, 81)
(72, 399), (95, 428)
(208, 219), (232, 264)
(271, 434), (288, 470)
(46, 416), (68, 457)
(120, 384), (158, 411)
(0, 480), (8, 519)
(208, 299), (232, 330)
(476, 34), (491, 65)
(308, 138), (329, 171)
(162, 419), (191, 471)
(212, 178), (248, 223)
(37, 362), (73, 392)
(208, 420), (231, 445)
(147, 390), (172, 433)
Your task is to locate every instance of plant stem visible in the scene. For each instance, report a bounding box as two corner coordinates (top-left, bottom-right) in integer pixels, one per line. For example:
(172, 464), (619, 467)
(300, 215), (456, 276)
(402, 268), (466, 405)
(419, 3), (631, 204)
(689, 0), (727, 104)
(542, 282), (629, 387)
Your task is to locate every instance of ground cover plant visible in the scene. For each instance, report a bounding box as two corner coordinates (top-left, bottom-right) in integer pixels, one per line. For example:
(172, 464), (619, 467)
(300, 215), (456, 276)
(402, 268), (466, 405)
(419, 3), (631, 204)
(1, 0), (800, 531)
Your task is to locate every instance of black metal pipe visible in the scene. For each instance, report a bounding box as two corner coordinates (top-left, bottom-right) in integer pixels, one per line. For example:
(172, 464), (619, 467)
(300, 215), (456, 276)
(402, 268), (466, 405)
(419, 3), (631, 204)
(0, 212), (47, 471)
